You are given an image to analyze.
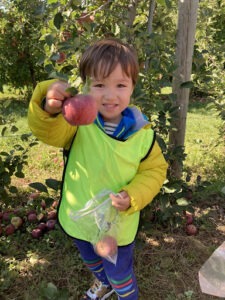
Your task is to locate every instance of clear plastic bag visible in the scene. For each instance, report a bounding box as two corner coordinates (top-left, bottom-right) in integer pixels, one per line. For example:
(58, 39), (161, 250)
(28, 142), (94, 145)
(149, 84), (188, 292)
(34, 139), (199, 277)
(199, 241), (225, 297)
(70, 190), (119, 264)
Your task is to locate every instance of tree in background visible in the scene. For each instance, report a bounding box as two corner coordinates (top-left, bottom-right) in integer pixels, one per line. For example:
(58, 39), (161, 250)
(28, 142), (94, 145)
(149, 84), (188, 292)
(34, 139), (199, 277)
(0, 0), (47, 94)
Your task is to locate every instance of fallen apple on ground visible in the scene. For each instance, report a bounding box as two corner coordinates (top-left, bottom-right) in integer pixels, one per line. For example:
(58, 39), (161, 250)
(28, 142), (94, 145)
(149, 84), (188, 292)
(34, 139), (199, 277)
(186, 224), (198, 236)
(27, 212), (38, 223)
(46, 219), (57, 231)
(62, 94), (97, 126)
(185, 213), (194, 225)
(37, 222), (47, 232)
(11, 216), (23, 229)
(5, 224), (16, 236)
(31, 228), (43, 239)
(47, 210), (57, 220)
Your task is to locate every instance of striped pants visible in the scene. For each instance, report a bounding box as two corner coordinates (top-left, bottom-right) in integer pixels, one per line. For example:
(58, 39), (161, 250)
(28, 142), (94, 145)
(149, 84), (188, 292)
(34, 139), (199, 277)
(74, 238), (138, 299)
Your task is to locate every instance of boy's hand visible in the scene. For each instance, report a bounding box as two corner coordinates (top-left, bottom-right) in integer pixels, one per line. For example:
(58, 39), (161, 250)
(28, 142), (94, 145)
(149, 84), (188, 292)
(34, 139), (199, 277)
(110, 191), (131, 211)
(44, 81), (71, 115)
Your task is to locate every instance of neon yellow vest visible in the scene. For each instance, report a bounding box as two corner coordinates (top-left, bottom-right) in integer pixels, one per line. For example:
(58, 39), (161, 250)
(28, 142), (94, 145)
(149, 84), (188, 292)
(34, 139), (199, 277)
(58, 123), (154, 245)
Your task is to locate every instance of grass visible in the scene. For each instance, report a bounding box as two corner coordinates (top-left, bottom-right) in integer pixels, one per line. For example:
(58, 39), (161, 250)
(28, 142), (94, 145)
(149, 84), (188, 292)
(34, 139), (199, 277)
(185, 100), (224, 192)
(0, 95), (225, 300)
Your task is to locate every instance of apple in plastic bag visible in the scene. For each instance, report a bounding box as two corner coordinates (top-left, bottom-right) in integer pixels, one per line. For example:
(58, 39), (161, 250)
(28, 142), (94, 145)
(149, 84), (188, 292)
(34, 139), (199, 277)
(95, 235), (117, 258)
(62, 94), (97, 126)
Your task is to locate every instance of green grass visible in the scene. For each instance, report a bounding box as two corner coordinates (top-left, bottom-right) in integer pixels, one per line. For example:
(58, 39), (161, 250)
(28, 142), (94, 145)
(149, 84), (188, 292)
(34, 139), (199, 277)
(184, 101), (224, 192)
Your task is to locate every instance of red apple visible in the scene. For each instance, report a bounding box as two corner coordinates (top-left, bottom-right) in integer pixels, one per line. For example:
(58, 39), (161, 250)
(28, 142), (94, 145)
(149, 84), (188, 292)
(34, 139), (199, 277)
(27, 212), (38, 223)
(41, 199), (46, 210)
(37, 222), (47, 232)
(56, 52), (66, 64)
(46, 219), (57, 231)
(3, 211), (11, 222)
(5, 224), (15, 236)
(51, 200), (59, 209)
(186, 224), (198, 236)
(31, 228), (42, 239)
(47, 210), (57, 220)
(11, 216), (23, 229)
(62, 94), (97, 126)
(95, 236), (117, 258)
(185, 213), (194, 225)
(29, 192), (40, 200)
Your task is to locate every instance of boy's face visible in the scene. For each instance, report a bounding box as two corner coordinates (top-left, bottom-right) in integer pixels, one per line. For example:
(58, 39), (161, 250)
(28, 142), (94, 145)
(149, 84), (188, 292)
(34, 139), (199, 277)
(89, 63), (134, 124)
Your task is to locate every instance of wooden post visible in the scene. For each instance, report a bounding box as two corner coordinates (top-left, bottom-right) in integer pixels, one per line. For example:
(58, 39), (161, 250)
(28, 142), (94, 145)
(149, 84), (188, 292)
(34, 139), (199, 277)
(169, 0), (199, 178)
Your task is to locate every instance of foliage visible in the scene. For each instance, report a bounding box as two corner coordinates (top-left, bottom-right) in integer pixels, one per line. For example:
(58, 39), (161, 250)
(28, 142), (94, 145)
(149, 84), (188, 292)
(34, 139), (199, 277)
(193, 0), (225, 138)
(0, 99), (38, 204)
(0, 0), (47, 95)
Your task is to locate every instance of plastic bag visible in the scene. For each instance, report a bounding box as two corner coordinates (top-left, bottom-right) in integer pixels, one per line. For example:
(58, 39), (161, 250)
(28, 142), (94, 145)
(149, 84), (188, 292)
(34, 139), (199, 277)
(70, 190), (119, 264)
(199, 241), (225, 297)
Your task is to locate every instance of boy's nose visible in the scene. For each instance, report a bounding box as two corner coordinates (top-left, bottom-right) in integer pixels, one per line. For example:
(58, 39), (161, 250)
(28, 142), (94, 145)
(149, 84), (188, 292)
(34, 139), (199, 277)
(104, 88), (115, 101)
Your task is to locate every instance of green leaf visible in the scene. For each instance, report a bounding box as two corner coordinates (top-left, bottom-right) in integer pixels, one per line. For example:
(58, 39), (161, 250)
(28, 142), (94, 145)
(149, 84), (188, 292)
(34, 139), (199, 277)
(29, 142), (39, 147)
(163, 186), (177, 194)
(221, 186), (225, 194)
(160, 87), (172, 95)
(48, 0), (59, 4)
(54, 12), (64, 30)
(45, 34), (55, 46)
(156, 0), (166, 6)
(43, 282), (58, 299)
(176, 198), (189, 206)
(66, 87), (78, 96)
(180, 81), (194, 88)
(45, 178), (61, 191)
(1, 126), (7, 137)
(15, 171), (25, 178)
(45, 64), (55, 74)
(9, 186), (18, 193)
(29, 182), (48, 193)
(48, 71), (68, 81)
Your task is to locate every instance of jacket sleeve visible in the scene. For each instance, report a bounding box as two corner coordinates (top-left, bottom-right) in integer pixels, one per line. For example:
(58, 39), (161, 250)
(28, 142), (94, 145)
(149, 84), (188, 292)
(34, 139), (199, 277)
(28, 80), (77, 149)
(122, 139), (168, 215)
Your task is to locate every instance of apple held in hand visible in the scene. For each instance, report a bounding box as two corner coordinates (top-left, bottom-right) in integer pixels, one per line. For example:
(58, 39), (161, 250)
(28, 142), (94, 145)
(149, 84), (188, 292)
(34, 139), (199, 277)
(95, 235), (117, 258)
(62, 94), (97, 126)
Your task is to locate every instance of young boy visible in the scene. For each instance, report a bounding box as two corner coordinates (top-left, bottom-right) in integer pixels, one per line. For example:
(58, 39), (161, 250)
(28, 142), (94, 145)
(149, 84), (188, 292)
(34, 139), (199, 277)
(28, 38), (168, 300)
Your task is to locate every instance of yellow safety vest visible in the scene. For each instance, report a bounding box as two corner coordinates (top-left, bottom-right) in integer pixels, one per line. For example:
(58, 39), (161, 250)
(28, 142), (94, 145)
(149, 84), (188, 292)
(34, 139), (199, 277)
(58, 123), (155, 245)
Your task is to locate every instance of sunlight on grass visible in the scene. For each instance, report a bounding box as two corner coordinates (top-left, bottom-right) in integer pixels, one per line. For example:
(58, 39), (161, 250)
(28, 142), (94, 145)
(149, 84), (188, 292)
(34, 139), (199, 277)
(185, 109), (224, 185)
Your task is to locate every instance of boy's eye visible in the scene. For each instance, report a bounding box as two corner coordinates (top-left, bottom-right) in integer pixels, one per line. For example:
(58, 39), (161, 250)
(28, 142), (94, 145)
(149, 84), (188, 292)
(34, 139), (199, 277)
(118, 84), (126, 88)
(93, 83), (103, 88)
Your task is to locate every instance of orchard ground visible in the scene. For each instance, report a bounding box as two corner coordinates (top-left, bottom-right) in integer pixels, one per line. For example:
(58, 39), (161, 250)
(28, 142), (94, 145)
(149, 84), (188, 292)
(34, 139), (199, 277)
(0, 94), (225, 300)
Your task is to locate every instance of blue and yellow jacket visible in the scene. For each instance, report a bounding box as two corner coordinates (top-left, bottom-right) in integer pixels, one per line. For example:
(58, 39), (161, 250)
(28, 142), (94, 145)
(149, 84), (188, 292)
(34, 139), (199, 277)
(28, 80), (168, 244)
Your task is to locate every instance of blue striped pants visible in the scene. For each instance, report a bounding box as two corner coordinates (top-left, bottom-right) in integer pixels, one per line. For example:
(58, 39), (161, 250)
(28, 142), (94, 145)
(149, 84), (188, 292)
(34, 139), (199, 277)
(74, 238), (138, 299)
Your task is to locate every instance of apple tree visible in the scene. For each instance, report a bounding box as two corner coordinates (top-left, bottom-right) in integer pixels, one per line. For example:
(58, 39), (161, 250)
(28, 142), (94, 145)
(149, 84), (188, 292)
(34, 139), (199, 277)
(0, 0), (47, 95)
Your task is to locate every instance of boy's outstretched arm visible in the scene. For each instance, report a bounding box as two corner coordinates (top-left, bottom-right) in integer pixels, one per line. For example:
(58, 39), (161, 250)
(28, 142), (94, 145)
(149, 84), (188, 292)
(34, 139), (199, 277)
(28, 80), (76, 149)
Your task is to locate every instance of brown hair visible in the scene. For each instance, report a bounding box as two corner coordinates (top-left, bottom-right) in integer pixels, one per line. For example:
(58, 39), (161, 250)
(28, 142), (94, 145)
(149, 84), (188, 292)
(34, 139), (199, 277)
(79, 38), (139, 85)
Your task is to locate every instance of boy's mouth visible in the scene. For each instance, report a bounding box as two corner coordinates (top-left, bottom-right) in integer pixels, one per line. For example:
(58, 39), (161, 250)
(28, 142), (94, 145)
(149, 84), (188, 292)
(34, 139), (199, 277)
(103, 104), (118, 109)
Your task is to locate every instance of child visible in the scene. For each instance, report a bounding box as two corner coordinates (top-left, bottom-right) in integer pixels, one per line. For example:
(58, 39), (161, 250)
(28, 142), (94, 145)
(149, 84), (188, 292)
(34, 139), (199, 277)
(28, 38), (168, 300)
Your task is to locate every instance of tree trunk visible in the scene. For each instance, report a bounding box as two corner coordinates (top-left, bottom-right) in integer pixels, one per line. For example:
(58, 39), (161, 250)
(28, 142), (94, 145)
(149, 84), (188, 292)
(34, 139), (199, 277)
(169, 0), (199, 179)
(147, 0), (155, 35)
(126, 0), (139, 28)
(145, 0), (156, 71)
